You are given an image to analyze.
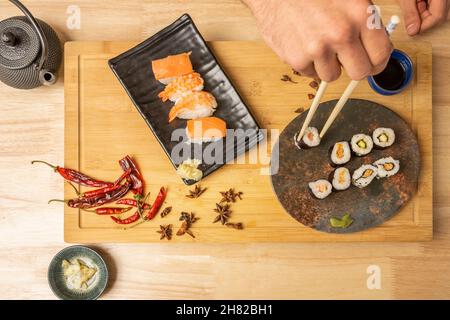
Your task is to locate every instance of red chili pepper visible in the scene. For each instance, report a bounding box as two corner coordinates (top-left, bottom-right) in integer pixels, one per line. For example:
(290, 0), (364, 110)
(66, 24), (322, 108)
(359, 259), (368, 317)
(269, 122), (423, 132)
(32, 160), (113, 188)
(49, 182), (132, 209)
(111, 211), (140, 224)
(82, 184), (122, 198)
(119, 156), (144, 195)
(116, 198), (150, 209)
(145, 187), (166, 221)
(83, 207), (132, 215)
(114, 168), (132, 186)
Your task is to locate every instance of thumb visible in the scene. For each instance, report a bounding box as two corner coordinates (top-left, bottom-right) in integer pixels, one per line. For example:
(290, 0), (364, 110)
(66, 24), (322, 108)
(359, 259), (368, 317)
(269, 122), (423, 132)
(398, 0), (422, 36)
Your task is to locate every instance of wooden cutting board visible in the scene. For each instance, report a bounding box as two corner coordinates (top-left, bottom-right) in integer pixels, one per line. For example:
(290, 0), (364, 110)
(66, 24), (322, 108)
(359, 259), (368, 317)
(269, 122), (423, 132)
(64, 41), (432, 243)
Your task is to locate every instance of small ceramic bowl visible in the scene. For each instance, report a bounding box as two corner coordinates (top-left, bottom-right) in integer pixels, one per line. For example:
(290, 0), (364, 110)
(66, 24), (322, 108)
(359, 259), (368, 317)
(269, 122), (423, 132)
(367, 49), (414, 96)
(48, 245), (108, 300)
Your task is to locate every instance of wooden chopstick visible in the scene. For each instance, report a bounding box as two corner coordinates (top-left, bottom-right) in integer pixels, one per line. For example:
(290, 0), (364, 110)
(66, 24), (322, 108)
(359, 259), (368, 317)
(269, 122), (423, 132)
(319, 16), (400, 139)
(296, 80), (329, 142)
(319, 80), (359, 138)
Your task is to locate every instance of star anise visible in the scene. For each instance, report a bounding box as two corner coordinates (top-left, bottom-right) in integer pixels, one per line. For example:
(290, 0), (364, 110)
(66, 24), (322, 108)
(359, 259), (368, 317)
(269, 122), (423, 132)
(160, 206), (172, 218)
(309, 80), (319, 90)
(226, 222), (244, 230)
(186, 185), (207, 199)
(177, 221), (196, 238)
(179, 212), (200, 224)
(157, 224), (172, 240)
(213, 203), (232, 225)
(177, 212), (199, 238)
(219, 188), (243, 204)
(281, 74), (298, 84)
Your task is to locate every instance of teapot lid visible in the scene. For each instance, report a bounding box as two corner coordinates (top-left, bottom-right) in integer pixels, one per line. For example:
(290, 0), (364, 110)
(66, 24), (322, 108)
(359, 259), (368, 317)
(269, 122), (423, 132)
(0, 17), (40, 70)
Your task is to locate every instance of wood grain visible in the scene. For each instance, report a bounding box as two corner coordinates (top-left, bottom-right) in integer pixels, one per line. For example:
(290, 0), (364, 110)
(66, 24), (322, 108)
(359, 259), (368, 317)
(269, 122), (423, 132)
(0, 0), (449, 299)
(64, 40), (432, 243)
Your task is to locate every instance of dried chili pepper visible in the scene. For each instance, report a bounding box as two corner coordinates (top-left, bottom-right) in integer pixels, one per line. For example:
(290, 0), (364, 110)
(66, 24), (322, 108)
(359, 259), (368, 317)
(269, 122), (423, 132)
(110, 211), (140, 225)
(31, 160), (113, 188)
(114, 168), (132, 186)
(111, 193), (153, 226)
(82, 184), (122, 198)
(116, 198), (150, 209)
(49, 182), (131, 209)
(144, 187), (166, 221)
(119, 156), (144, 196)
(83, 207), (132, 215)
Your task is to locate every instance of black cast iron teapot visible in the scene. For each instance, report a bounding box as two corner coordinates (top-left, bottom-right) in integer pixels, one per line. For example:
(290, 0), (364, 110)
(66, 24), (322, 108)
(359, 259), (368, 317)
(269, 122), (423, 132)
(0, 0), (61, 89)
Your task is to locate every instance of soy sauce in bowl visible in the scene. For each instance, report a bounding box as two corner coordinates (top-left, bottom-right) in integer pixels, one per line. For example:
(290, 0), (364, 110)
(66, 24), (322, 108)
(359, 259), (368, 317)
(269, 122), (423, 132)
(368, 49), (413, 96)
(373, 57), (406, 91)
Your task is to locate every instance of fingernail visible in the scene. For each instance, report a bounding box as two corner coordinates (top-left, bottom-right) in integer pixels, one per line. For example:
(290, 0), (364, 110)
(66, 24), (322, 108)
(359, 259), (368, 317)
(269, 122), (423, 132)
(406, 24), (419, 35)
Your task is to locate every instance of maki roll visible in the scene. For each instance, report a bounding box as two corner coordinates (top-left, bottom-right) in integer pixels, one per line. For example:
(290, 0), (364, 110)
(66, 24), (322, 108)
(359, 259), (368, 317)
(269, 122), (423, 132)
(331, 167), (351, 191)
(308, 180), (332, 199)
(374, 157), (400, 178)
(330, 141), (351, 166)
(295, 127), (321, 149)
(351, 134), (373, 156)
(352, 164), (378, 188)
(373, 128), (396, 149)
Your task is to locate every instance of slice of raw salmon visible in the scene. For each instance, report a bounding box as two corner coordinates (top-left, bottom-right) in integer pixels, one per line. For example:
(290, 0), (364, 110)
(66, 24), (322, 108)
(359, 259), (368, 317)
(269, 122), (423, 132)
(152, 52), (193, 83)
(186, 117), (227, 142)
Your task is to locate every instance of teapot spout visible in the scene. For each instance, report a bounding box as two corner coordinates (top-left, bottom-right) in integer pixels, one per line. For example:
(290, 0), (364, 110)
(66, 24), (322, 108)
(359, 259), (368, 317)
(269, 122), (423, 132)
(39, 69), (57, 86)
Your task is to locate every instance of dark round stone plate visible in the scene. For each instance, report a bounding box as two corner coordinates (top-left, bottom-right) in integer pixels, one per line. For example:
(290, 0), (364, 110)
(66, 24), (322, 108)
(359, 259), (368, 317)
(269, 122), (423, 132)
(270, 99), (420, 234)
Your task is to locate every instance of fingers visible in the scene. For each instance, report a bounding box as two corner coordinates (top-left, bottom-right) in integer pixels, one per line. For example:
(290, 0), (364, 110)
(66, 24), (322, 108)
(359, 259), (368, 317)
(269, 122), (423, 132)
(417, 0), (430, 17)
(360, 23), (393, 75)
(337, 40), (373, 81)
(290, 59), (318, 79)
(314, 53), (342, 82)
(290, 48), (342, 81)
(420, 0), (448, 32)
(398, 0), (421, 36)
(297, 63), (318, 79)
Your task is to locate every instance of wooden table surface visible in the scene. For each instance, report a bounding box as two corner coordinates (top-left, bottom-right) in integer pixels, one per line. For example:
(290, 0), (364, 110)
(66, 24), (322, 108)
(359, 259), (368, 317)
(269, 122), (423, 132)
(0, 0), (448, 299)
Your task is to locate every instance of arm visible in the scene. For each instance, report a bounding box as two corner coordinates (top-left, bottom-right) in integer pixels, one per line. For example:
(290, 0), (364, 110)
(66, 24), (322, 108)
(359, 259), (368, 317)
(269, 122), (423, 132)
(243, 0), (393, 81)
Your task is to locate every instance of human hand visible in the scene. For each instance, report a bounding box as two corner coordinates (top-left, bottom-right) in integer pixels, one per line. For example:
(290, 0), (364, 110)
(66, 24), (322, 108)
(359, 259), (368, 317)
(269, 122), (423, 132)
(399, 0), (450, 36)
(243, 0), (393, 81)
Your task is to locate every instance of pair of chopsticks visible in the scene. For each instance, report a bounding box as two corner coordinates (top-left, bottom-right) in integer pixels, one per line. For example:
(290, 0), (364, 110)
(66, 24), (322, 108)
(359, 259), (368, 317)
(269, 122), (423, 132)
(296, 16), (400, 142)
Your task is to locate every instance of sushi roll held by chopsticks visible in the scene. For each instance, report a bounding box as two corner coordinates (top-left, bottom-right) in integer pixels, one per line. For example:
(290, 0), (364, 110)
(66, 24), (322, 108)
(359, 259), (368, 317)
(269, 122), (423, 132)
(295, 127), (321, 149)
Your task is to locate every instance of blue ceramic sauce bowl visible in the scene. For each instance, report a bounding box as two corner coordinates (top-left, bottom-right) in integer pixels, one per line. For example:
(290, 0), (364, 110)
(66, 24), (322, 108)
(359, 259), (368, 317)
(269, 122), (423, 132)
(368, 49), (414, 96)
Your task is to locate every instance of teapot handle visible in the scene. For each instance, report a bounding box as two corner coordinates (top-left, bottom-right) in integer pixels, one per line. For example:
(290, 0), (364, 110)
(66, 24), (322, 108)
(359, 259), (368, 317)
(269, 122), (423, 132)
(9, 0), (55, 85)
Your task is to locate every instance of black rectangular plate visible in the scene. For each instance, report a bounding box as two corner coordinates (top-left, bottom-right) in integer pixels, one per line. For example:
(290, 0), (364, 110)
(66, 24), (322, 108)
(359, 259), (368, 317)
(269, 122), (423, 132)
(109, 14), (263, 185)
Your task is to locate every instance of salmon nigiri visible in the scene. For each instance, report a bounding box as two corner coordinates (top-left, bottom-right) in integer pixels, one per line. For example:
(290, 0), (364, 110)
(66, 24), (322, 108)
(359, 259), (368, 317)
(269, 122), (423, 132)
(158, 72), (204, 102)
(168, 91), (217, 123)
(152, 52), (193, 84)
(186, 117), (227, 143)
